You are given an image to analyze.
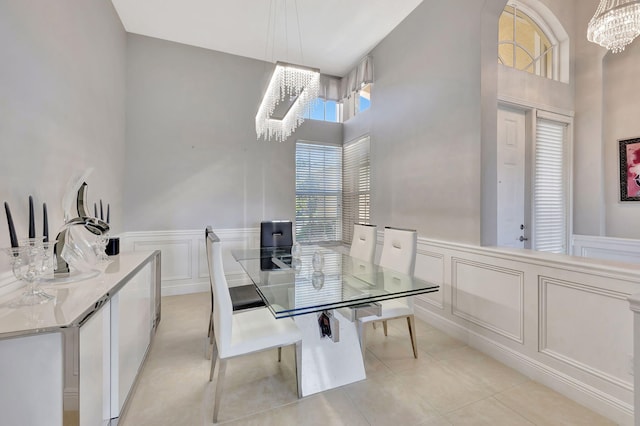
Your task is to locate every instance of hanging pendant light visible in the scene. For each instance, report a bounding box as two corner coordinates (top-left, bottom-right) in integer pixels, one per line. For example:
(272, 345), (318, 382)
(255, 62), (320, 142)
(587, 0), (640, 53)
(255, 0), (320, 142)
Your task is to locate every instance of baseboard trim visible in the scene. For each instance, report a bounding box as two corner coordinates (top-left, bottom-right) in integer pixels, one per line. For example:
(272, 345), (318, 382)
(161, 282), (209, 297)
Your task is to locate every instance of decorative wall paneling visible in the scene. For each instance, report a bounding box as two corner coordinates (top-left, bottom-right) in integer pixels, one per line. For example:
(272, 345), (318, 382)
(122, 229), (258, 295)
(410, 237), (639, 425)
(572, 234), (640, 264)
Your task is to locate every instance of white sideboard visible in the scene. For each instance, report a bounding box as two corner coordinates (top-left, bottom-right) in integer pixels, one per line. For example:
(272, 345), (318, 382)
(0, 250), (161, 426)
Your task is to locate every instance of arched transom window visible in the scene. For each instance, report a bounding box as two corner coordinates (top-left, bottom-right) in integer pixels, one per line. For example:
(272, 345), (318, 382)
(498, 4), (556, 80)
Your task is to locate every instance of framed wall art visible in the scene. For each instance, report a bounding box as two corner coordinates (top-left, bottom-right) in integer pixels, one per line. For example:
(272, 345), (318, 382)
(619, 137), (640, 201)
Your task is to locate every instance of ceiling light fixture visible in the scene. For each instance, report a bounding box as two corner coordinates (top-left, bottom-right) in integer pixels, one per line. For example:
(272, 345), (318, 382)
(255, 0), (320, 142)
(255, 62), (320, 142)
(587, 0), (640, 53)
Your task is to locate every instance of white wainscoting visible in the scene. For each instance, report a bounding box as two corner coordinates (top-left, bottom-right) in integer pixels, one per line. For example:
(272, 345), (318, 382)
(120, 229), (640, 424)
(121, 228), (259, 296)
(573, 234), (640, 264)
(408, 237), (640, 425)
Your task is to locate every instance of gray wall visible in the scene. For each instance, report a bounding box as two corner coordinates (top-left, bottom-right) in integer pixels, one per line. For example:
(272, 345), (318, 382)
(4, 0), (639, 255)
(571, 0), (640, 239)
(0, 1), (126, 270)
(573, 0), (607, 236)
(603, 41), (640, 238)
(124, 35), (342, 231)
(366, 0), (504, 244)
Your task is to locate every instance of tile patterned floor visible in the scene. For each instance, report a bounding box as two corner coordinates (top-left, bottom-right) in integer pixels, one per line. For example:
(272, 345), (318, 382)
(120, 293), (616, 426)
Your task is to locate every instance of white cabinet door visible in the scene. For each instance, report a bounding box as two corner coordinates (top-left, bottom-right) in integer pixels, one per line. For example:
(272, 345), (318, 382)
(0, 333), (63, 426)
(79, 300), (111, 426)
(110, 262), (152, 417)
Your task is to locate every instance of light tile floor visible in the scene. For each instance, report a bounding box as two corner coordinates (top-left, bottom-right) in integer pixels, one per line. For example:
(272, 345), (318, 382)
(120, 293), (617, 426)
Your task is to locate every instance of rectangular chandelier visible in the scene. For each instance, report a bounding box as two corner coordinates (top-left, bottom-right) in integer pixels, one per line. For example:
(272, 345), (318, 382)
(255, 62), (320, 142)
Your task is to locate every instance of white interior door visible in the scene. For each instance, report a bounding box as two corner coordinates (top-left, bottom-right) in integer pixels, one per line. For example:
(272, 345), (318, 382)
(497, 106), (527, 248)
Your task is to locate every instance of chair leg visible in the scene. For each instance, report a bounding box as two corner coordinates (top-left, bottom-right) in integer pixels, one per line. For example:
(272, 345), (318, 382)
(212, 358), (227, 423)
(294, 341), (302, 398)
(209, 341), (219, 382)
(206, 316), (215, 360)
(383, 320), (388, 336)
(278, 346), (282, 362)
(407, 315), (418, 359)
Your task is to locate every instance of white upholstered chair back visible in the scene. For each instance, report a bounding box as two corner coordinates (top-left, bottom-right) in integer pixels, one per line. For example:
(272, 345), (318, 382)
(379, 227), (417, 276)
(349, 224), (377, 264)
(210, 234), (233, 356)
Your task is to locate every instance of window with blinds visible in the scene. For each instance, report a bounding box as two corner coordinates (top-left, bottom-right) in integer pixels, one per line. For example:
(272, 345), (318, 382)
(533, 119), (567, 253)
(342, 136), (371, 244)
(295, 142), (342, 243)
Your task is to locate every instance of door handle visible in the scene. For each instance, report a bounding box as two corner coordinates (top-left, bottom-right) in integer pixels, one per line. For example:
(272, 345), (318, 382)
(519, 236), (528, 242)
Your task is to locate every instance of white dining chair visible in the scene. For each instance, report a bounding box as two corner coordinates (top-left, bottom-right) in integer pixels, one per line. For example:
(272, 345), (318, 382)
(357, 227), (418, 358)
(205, 226), (265, 359)
(208, 233), (302, 423)
(349, 223), (377, 264)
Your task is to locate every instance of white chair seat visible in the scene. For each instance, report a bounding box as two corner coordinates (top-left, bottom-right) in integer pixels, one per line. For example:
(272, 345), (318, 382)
(225, 308), (301, 359)
(359, 299), (411, 323)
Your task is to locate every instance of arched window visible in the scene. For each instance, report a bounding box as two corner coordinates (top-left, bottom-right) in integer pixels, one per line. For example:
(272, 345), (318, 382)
(498, 2), (563, 81)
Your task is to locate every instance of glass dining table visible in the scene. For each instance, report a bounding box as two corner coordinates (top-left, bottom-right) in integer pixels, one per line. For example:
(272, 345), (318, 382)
(231, 244), (439, 318)
(231, 244), (440, 396)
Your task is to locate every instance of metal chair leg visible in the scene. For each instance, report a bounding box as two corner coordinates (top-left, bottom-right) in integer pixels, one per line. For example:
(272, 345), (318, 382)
(407, 315), (418, 359)
(383, 320), (388, 336)
(278, 346), (282, 362)
(209, 343), (219, 382)
(212, 359), (227, 423)
(206, 316), (215, 360)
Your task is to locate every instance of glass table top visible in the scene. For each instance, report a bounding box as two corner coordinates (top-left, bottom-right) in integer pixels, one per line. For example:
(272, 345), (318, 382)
(231, 245), (439, 318)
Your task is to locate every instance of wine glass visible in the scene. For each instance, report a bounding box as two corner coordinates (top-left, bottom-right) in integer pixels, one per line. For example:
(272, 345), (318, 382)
(94, 232), (110, 263)
(312, 250), (324, 272)
(292, 242), (302, 259)
(4, 242), (55, 306)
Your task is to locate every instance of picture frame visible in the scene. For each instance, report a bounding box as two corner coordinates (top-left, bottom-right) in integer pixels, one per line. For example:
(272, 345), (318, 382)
(619, 137), (640, 201)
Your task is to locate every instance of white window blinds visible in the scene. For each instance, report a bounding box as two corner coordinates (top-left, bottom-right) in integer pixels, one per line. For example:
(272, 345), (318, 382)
(342, 136), (371, 244)
(295, 142), (342, 243)
(534, 119), (567, 253)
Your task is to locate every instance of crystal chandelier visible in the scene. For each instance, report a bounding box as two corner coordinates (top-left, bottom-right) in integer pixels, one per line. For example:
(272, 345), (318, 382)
(587, 0), (640, 53)
(255, 62), (320, 142)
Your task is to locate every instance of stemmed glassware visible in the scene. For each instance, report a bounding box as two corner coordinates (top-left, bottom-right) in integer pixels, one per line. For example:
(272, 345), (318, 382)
(94, 232), (110, 263)
(311, 250), (325, 289)
(4, 238), (56, 306)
